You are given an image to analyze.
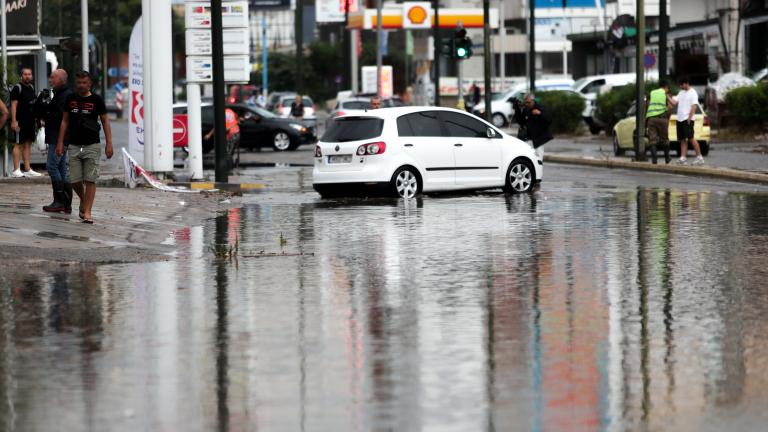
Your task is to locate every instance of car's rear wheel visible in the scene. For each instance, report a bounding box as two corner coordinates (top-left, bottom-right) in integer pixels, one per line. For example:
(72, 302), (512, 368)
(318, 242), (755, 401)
(504, 159), (534, 194)
(613, 133), (625, 156)
(391, 167), (420, 199)
(492, 113), (507, 128)
(272, 131), (292, 151)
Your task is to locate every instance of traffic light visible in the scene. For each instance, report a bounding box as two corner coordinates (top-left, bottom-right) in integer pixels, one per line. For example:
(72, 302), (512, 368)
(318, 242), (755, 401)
(453, 28), (473, 60)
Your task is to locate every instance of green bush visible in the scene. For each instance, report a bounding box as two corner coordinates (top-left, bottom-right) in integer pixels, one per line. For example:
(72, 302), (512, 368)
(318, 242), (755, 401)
(537, 90), (585, 134)
(725, 82), (768, 127)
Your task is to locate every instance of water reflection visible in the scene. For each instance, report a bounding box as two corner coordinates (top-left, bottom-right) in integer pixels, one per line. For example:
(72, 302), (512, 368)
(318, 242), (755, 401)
(1, 186), (767, 430)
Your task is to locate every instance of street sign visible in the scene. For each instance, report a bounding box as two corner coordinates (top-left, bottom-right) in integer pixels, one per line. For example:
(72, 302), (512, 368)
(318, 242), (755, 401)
(186, 28), (249, 56)
(316, 0), (359, 23)
(403, 2), (432, 29)
(185, 2), (249, 29)
(186, 55), (250, 83)
(173, 115), (188, 147)
(644, 51), (656, 69)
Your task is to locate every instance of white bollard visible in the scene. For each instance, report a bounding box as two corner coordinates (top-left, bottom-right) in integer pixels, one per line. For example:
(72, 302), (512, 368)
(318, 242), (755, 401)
(187, 83), (204, 180)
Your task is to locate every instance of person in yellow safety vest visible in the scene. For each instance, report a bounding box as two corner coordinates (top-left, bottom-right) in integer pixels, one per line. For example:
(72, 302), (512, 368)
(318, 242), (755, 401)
(644, 80), (673, 164)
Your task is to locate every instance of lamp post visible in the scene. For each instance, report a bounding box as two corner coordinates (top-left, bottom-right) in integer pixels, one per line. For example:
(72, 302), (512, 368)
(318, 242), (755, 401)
(81, 0), (89, 70)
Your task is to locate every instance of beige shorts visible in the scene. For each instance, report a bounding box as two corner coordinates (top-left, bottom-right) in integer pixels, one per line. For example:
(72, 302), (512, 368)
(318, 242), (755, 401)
(69, 143), (101, 183)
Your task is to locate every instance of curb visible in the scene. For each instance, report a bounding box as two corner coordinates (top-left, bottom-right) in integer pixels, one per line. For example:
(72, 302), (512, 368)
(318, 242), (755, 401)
(167, 182), (267, 193)
(545, 155), (768, 185)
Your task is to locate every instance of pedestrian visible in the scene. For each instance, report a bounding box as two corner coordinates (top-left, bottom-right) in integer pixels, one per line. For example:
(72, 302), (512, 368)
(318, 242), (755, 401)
(56, 71), (113, 224)
(0, 99), (8, 131)
(204, 107), (241, 165)
(644, 79), (673, 164)
(290, 95), (304, 120)
(10, 67), (42, 177)
(673, 77), (705, 165)
(370, 95), (382, 109)
(256, 90), (266, 108)
(512, 93), (553, 161)
(472, 82), (481, 107)
(39, 69), (74, 213)
(247, 90), (258, 107)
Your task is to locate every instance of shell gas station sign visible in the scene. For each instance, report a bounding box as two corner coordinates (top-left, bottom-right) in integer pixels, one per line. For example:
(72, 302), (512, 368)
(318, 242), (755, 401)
(348, 6), (498, 30)
(402, 2), (432, 29)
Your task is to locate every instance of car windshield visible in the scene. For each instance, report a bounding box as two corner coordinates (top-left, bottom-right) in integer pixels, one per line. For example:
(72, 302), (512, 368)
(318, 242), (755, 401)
(283, 97), (313, 107)
(322, 117), (384, 142)
(572, 78), (590, 91)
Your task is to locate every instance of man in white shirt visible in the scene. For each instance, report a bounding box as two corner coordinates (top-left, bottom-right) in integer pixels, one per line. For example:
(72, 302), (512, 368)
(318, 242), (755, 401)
(673, 77), (705, 165)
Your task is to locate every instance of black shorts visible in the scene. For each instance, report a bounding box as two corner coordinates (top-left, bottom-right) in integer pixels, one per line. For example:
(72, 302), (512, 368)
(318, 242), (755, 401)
(14, 119), (36, 143)
(676, 120), (694, 141)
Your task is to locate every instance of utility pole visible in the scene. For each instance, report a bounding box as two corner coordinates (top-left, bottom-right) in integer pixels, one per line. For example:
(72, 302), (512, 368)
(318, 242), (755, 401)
(483, 0), (491, 121)
(295, 0), (304, 93)
(499, 0), (505, 88)
(635, 0), (646, 161)
(343, 0), (351, 89)
(212, 0), (228, 182)
(1, 0), (7, 176)
(528, 0), (535, 92)
(376, 0), (383, 96)
(81, 0), (89, 70)
(659, 0), (667, 81)
(433, 0), (440, 105)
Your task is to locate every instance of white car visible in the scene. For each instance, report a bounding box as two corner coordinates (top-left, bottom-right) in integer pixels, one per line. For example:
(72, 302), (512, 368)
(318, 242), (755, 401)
(313, 107), (543, 198)
(572, 72), (658, 134)
(472, 78), (575, 128)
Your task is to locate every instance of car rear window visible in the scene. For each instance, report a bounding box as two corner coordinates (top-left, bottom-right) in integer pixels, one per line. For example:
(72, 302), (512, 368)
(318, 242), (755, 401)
(343, 101), (371, 110)
(322, 117), (384, 142)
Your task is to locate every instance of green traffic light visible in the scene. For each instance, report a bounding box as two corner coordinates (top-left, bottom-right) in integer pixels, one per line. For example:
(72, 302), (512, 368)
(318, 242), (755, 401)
(457, 47), (467, 58)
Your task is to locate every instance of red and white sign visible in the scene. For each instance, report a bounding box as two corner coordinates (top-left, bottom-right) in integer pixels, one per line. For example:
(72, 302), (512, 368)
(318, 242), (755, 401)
(173, 115), (188, 147)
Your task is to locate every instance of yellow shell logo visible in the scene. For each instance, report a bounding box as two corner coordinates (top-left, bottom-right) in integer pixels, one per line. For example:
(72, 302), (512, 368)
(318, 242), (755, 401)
(407, 6), (428, 25)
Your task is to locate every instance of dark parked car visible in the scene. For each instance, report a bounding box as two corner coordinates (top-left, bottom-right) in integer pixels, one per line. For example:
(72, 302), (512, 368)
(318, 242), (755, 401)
(173, 103), (316, 152)
(228, 103), (317, 151)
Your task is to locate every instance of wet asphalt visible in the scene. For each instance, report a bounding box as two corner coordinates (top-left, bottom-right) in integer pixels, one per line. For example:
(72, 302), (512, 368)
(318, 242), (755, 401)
(2, 157), (768, 430)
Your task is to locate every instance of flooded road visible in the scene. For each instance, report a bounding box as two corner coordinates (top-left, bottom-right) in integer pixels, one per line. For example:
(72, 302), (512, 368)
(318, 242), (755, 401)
(2, 165), (768, 431)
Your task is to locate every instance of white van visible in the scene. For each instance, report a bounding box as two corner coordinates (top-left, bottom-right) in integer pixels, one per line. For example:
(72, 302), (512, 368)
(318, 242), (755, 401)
(573, 72), (658, 134)
(472, 78), (575, 128)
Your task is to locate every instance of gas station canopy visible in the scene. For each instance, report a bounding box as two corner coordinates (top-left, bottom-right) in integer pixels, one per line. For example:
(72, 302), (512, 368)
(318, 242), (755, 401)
(347, 6), (499, 31)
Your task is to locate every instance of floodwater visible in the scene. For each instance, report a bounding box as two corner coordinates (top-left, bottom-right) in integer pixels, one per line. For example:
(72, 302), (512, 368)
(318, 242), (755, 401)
(2, 166), (768, 431)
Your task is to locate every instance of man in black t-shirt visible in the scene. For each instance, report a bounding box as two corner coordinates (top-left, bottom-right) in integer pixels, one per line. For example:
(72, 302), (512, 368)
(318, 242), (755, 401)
(56, 71), (113, 224)
(10, 67), (41, 177)
(290, 95), (304, 119)
(40, 69), (74, 213)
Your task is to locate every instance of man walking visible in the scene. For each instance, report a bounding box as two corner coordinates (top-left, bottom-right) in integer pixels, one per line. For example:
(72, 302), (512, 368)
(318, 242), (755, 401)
(40, 69), (73, 213)
(56, 71), (113, 224)
(513, 93), (553, 161)
(10, 67), (42, 177)
(673, 77), (705, 165)
(645, 80), (673, 164)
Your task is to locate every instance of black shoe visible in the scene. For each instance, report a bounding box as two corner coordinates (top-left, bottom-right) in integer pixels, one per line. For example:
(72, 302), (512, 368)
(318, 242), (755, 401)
(650, 146), (658, 164)
(62, 182), (73, 214)
(43, 181), (67, 213)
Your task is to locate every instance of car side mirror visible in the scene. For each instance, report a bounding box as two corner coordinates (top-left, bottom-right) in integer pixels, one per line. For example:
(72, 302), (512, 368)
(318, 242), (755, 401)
(486, 127), (497, 139)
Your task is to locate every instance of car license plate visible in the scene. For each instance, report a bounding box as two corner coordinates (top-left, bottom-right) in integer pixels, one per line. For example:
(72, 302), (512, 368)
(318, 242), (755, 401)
(328, 155), (352, 164)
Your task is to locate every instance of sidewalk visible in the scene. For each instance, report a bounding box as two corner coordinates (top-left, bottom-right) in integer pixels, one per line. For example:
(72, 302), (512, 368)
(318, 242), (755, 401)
(0, 183), (238, 263)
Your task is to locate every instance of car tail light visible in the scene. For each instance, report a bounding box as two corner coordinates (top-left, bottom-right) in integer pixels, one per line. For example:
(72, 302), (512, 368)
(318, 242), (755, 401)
(356, 141), (386, 156)
(336, 111), (345, 117)
(703, 115), (710, 126)
(315, 145), (322, 157)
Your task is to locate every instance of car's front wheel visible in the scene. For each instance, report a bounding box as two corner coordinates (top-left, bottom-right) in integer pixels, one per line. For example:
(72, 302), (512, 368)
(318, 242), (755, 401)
(391, 167), (420, 199)
(272, 131), (292, 151)
(504, 159), (535, 194)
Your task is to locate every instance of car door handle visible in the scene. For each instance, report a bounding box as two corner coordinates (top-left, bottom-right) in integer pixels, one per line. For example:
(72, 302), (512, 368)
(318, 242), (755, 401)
(454, 143), (463, 147)
(404, 143), (414, 147)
